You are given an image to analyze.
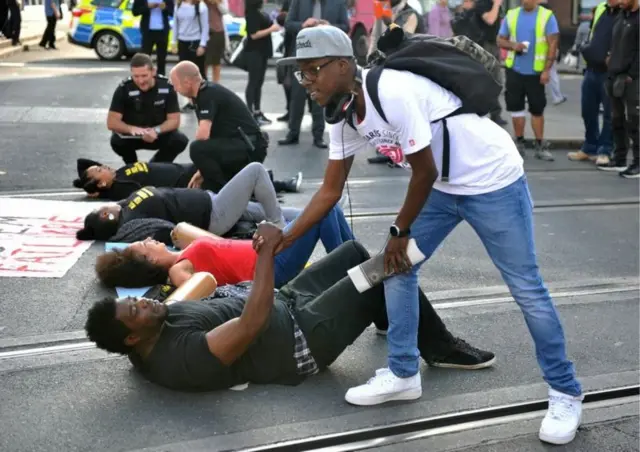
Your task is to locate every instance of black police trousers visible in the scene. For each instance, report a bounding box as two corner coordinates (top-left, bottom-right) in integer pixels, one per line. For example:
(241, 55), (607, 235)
(110, 130), (189, 164)
(277, 241), (457, 370)
(190, 136), (267, 193)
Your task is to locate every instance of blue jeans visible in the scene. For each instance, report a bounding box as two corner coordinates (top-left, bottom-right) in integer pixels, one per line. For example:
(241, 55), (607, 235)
(384, 176), (582, 397)
(274, 205), (354, 288)
(581, 69), (613, 156)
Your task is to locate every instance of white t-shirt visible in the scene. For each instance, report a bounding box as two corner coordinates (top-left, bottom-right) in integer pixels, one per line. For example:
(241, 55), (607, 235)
(328, 69), (524, 196)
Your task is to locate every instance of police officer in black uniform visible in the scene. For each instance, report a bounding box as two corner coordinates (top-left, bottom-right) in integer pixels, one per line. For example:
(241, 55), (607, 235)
(107, 53), (189, 164)
(169, 60), (270, 193)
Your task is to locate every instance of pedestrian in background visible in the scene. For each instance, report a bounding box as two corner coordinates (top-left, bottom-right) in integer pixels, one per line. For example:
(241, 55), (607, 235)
(203, 0), (227, 83)
(244, 0), (280, 126)
(497, 0), (559, 161)
(568, 0), (618, 167)
(278, 0), (350, 149)
(171, 0), (209, 111)
(602, 0), (639, 178)
(39, 0), (60, 50)
(133, 0), (173, 76)
(427, 0), (453, 38)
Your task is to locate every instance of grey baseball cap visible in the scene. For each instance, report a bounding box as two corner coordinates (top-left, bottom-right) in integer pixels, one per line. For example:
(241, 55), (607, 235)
(277, 25), (354, 66)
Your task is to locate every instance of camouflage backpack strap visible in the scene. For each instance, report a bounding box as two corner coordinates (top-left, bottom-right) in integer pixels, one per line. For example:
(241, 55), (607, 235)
(447, 35), (502, 86)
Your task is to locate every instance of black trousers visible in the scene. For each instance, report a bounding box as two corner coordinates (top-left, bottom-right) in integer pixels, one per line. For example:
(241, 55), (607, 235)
(190, 135), (267, 193)
(245, 51), (268, 112)
(40, 15), (57, 48)
(287, 76), (325, 140)
(279, 241), (455, 370)
(110, 130), (188, 164)
(142, 29), (169, 75)
(606, 77), (639, 165)
(177, 40), (206, 79)
(6, 0), (19, 43)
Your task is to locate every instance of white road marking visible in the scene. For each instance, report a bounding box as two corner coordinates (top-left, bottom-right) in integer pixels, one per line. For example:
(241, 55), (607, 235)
(0, 105), (306, 130)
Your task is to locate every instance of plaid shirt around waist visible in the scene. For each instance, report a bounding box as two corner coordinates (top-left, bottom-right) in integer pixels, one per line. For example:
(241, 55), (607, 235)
(213, 282), (319, 377)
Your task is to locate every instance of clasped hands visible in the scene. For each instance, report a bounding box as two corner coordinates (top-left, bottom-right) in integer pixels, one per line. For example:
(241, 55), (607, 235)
(252, 222), (284, 256)
(128, 126), (158, 143)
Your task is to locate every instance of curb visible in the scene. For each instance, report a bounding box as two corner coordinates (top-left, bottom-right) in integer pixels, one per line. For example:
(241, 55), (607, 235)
(0, 31), (67, 60)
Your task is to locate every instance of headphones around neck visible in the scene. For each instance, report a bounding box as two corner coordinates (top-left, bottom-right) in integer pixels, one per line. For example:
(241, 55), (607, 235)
(324, 66), (363, 129)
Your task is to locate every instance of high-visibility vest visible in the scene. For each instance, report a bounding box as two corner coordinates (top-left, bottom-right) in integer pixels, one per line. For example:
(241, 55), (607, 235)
(581, 2), (607, 66)
(504, 6), (553, 73)
(589, 2), (608, 41)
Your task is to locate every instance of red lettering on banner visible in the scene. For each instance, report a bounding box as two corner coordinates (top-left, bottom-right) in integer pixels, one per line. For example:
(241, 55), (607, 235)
(7, 248), (75, 263)
(22, 240), (84, 248)
(0, 263), (49, 273)
(39, 225), (82, 236)
(47, 216), (84, 223)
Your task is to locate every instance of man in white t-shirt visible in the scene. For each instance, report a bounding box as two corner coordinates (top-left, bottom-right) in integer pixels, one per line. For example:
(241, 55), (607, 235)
(266, 25), (583, 445)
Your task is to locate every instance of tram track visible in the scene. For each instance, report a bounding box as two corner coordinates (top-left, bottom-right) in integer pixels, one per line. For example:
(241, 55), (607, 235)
(1, 280), (637, 364)
(233, 386), (640, 452)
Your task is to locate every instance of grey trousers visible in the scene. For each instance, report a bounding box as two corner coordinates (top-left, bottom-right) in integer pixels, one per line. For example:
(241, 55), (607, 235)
(206, 162), (297, 236)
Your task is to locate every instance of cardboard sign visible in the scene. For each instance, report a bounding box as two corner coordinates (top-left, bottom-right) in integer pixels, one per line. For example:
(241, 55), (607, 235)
(0, 198), (103, 278)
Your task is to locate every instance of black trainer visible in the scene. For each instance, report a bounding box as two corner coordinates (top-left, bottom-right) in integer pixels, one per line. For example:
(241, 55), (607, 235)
(426, 338), (496, 370)
(620, 163), (640, 179)
(597, 160), (627, 172)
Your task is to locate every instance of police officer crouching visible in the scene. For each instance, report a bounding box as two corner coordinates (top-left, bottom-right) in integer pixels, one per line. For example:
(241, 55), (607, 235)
(107, 53), (189, 164)
(169, 60), (270, 193)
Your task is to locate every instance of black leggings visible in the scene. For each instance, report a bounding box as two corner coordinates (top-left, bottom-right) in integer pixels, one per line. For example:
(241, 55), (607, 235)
(178, 40), (206, 79)
(245, 51), (268, 113)
(279, 241), (456, 370)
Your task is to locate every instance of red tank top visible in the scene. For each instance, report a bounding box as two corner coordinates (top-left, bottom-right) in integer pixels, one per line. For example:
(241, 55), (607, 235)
(177, 237), (257, 286)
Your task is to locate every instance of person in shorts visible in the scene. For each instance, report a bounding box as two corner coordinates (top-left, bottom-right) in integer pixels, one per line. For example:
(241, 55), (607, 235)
(204, 0), (227, 82)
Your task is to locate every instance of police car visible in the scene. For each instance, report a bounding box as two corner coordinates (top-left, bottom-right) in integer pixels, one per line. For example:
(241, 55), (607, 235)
(67, 0), (246, 61)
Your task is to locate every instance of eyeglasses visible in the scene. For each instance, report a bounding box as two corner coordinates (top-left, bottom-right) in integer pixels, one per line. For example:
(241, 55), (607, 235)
(294, 59), (337, 83)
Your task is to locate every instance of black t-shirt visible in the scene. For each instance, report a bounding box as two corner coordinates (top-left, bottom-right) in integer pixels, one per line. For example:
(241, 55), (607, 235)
(119, 186), (212, 230)
(109, 75), (180, 128)
(103, 162), (197, 201)
(193, 81), (261, 139)
(129, 295), (299, 391)
(245, 9), (274, 57)
(472, 0), (502, 46)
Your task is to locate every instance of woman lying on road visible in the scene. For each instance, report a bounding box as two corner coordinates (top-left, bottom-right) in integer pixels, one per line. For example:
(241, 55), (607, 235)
(76, 162), (300, 244)
(95, 201), (354, 289)
(73, 158), (303, 201)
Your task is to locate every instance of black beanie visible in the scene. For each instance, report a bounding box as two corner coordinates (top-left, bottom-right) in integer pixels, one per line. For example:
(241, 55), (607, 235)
(76, 211), (119, 241)
(73, 158), (103, 191)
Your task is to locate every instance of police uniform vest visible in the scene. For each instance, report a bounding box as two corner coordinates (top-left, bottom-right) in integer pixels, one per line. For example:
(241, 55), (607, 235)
(120, 75), (173, 127)
(504, 6), (553, 73)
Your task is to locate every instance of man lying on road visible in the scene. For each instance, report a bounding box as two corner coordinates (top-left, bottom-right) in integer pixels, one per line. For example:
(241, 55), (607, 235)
(85, 231), (495, 393)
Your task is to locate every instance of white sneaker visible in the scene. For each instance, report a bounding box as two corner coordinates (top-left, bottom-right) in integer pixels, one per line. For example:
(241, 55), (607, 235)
(345, 368), (422, 406)
(539, 388), (584, 445)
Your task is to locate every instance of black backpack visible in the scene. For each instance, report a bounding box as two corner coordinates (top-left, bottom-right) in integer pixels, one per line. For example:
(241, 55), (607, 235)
(364, 26), (502, 181)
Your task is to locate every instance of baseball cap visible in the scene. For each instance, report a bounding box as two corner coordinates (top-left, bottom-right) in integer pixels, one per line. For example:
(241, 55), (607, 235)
(277, 25), (354, 66)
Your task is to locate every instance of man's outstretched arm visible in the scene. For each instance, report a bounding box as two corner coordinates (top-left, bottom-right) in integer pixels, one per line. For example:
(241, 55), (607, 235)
(205, 223), (281, 365)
